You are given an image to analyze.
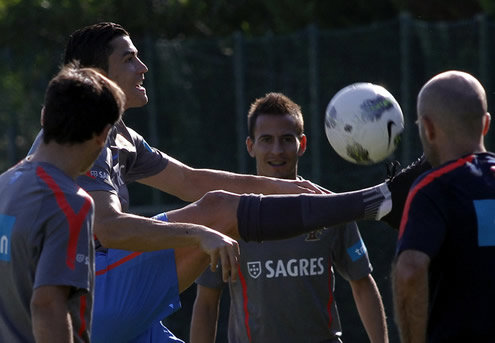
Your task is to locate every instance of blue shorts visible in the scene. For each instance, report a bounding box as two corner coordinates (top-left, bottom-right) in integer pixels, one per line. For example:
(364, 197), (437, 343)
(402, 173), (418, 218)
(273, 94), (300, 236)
(132, 321), (184, 343)
(91, 213), (182, 343)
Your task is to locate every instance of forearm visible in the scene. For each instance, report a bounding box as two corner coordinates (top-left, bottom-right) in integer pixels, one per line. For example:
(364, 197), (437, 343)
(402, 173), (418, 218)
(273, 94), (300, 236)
(393, 280), (428, 343)
(31, 287), (73, 343)
(186, 168), (281, 200)
(189, 310), (218, 343)
(140, 160), (320, 202)
(33, 310), (72, 343)
(95, 212), (212, 251)
(351, 276), (388, 343)
(392, 252), (429, 343)
(237, 185), (389, 242)
(190, 286), (222, 343)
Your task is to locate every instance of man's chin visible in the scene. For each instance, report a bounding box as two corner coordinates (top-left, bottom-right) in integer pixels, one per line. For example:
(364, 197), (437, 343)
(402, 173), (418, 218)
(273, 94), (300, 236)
(125, 97), (148, 110)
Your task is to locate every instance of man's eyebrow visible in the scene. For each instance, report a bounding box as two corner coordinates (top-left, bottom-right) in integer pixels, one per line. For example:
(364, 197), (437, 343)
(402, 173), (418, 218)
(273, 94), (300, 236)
(120, 49), (137, 59)
(258, 134), (272, 138)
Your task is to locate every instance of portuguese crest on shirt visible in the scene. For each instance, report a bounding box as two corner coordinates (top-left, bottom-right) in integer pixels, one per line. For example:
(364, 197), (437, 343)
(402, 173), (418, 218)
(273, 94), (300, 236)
(305, 228), (326, 242)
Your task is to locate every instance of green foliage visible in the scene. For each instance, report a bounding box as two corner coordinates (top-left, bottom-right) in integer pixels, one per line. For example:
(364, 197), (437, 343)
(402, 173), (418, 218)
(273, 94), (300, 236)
(480, 0), (495, 15)
(0, 0), (491, 169)
(0, 0), (489, 43)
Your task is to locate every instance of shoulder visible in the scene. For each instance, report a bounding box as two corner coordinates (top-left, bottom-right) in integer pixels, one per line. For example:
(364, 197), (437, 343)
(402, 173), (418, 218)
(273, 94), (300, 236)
(115, 120), (145, 145)
(325, 220), (360, 236)
(34, 164), (93, 209)
(408, 154), (486, 203)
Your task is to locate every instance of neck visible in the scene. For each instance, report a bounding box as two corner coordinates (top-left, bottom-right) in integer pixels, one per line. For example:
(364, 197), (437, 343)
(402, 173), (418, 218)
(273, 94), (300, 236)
(30, 142), (86, 180)
(436, 142), (486, 167)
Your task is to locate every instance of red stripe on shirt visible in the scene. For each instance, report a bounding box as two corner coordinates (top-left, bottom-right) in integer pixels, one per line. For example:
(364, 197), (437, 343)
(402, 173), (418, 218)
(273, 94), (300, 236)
(398, 155), (474, 239)
(327, 262), (334, 328)
(95, 251), (143, 276)
(78, 294), (87, 338)
(85, 170), (96, 179)
(238, 266), (252, 342)
(36, 166), (93, 270)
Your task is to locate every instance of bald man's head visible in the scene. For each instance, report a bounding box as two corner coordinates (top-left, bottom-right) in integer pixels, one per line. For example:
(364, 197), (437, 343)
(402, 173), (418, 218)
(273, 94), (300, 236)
(417, 70), (489, 166)
(417, 70), (487, 134)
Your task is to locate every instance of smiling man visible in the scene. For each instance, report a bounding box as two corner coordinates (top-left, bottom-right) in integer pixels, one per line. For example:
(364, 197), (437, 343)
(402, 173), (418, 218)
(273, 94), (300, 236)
(190, 93), (388, 343)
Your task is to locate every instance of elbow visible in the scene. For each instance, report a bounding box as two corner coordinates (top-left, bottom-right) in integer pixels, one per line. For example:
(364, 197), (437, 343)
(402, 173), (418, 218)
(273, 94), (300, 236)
(93, 222), (113, 248)
(93, 216), (124, 249)
(351, 274), (378, 295)
(30, 286), (68, 314)
(394, 267), (420, 287)
(394, 251), (430, 290)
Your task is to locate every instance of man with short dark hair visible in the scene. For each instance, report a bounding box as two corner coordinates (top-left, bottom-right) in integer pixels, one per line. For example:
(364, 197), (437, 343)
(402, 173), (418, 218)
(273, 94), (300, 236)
(191, 93), (388, 343)
(0, 65), (124, 343)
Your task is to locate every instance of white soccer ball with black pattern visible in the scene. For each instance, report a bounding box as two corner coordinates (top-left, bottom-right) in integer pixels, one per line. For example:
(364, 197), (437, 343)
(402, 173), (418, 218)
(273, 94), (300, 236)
(324, 82), (404, 165)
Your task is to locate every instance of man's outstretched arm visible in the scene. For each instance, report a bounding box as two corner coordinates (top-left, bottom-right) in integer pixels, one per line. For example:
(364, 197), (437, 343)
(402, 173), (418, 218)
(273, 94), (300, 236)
(138, 155), (322, 202)
(237, 184), (391, 242)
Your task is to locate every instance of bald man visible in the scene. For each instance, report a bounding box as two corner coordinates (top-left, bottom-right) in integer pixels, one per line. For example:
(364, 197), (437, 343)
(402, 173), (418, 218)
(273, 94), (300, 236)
(392, 71), (495, 343)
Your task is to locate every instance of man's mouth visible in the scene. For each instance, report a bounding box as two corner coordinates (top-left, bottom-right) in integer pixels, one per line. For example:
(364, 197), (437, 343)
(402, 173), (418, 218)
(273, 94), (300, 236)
(268, 161), (286, 167)
(136, 80), (145, 89)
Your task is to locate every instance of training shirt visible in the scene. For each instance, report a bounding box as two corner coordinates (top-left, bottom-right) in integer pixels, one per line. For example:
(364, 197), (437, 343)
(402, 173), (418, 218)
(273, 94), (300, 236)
(29, 122), (169, 252)
(197, 222), (372, 343)
(0, 160), (95, 343)
(55, 119), (168, 251)
(77, 120), (169, 211)
(397, 152), (495, 342)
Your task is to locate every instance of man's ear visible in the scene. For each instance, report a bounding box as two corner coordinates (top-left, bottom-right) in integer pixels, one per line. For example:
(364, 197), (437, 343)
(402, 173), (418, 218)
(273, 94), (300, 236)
(40, 107), (45, 126)
(482, 112), (491, 136)
(246, 136), (256, 158)
(421, 116), (436, 143)
(95, 124), (112, 147)
(298, 134), (307, 157)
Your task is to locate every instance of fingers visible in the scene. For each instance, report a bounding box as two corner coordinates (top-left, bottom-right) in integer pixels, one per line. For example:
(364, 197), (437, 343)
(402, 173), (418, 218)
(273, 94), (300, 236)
(219, 240), (240, 282)
(209, 252), (219, 272)
(296, 180), (327, 194)
(313, 183), (333, 194)
(203, 233), (240, 283)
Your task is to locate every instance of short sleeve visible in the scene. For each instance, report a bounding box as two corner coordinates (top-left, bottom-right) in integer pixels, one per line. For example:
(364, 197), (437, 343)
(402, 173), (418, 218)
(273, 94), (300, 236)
(396, 188), (446, 259)
(196, 265), (225, 289)
(33, 196), (94, 292)
(123, 128), (169, 183)
(331, 222), (373, 281)
(77, 146), (117, 194)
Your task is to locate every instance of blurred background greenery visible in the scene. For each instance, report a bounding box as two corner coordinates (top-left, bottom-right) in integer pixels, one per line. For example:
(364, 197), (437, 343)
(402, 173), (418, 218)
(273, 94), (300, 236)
(2, 0), (495, 342)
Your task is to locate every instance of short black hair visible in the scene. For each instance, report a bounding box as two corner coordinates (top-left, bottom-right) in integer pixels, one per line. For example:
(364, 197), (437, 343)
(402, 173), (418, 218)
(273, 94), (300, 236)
(42, 64), (125, 144)
(247, 92), (304, 139)
(64, 22), (129, 72)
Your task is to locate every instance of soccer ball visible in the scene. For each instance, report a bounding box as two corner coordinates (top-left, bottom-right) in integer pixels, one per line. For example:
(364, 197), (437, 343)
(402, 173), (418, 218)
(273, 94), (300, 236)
(324, 83), (404, 165)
